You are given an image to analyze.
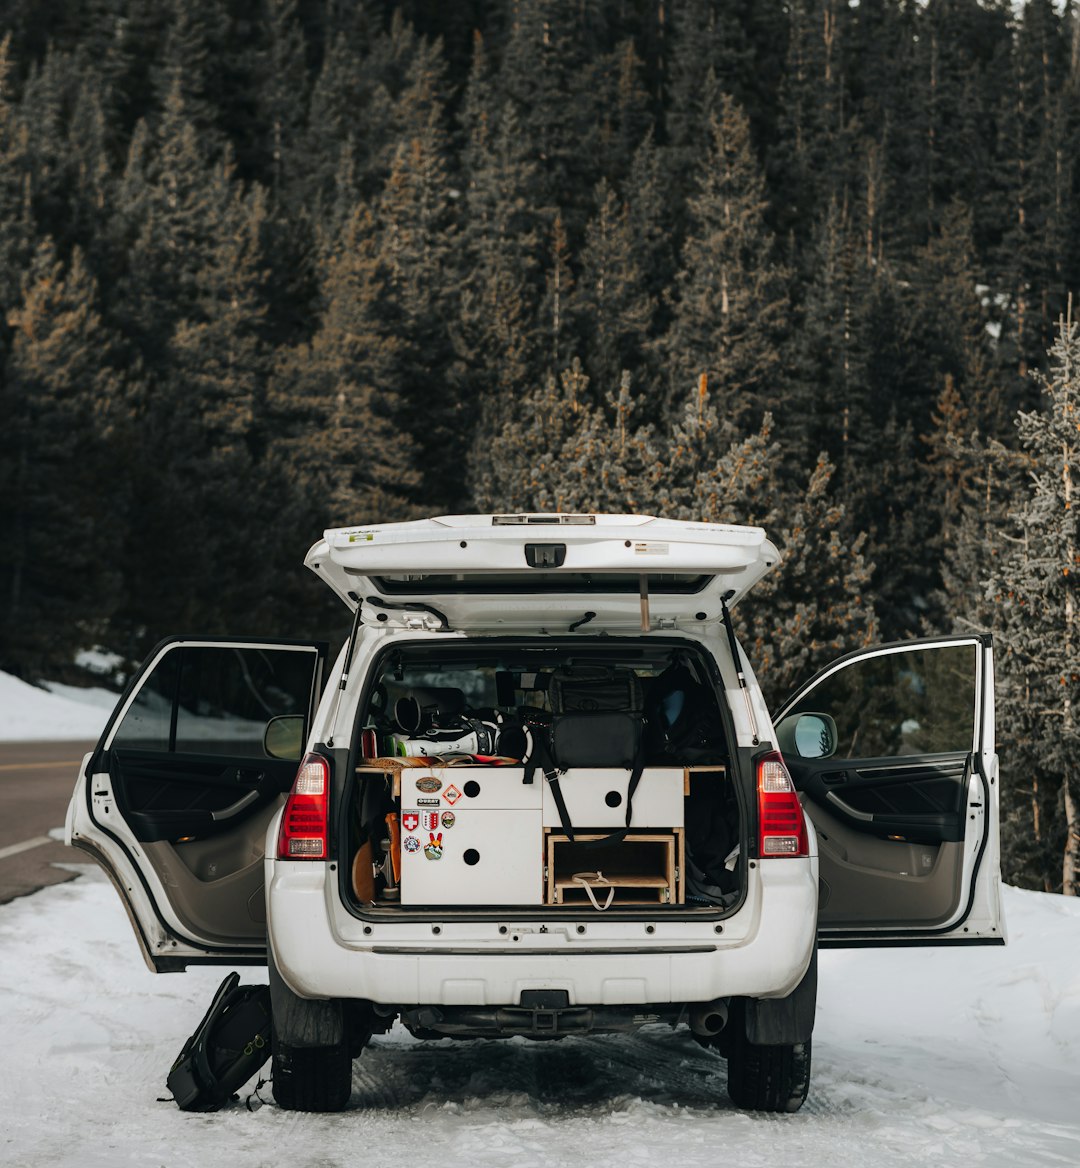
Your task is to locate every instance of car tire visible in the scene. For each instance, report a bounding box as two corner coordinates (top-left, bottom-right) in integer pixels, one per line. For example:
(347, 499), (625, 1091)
(724, 999), (812, 1113)
(271, 1038), (353, 1112)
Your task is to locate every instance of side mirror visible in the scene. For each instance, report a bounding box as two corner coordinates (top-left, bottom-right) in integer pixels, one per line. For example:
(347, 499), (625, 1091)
(264, 715), (305, 761)
(775, 711), (838, 760)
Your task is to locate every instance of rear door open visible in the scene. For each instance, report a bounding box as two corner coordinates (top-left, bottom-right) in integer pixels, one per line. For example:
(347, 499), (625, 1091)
(774, 636), (1004, 946)
(305, 513), (781, 631)
(67, 638), (326, 970)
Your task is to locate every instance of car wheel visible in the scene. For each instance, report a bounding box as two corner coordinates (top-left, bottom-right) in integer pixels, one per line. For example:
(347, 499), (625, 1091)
(271, 1037), (353, 1112)
(724, 998), (812, 1113)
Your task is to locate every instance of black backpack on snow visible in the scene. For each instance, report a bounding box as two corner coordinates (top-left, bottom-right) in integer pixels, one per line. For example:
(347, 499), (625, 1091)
(166, 972), (272, 1111)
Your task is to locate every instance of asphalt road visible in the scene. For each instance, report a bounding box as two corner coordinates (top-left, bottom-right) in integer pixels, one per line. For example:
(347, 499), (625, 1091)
(0, 740), (98, 903)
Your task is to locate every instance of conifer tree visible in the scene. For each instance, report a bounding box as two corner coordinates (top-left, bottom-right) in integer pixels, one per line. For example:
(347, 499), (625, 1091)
(770, 0), (849, 258)
(940, 427), (1043, 889)
(0, 33), (34, 314)
(266, 204), (420, 527)
(472, 358), (660, 516)
(0, 241), (127, 675)
(986, 309), (1080, 895)
(373, 48), (461, 502)
(114, 79), (225, 363)
(255, 0), (311, 201)
(664, 0), (755, 184)
(663, 96), (791, 426)
(743, 452), (877, 705)
(625, 133), (679, 345)
(572, 179), (655, 394)
(497, 0), (610, 233)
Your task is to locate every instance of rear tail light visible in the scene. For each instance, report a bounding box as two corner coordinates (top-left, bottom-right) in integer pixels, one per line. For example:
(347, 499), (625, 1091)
(277, 754), (330, 860)
(756, 751), (809, 858)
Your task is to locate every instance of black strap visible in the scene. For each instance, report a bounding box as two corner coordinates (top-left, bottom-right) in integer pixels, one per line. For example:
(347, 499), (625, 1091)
(579, 739), (645, 850)
(523, 728), (646, 850)
(524, 734), (576, 841)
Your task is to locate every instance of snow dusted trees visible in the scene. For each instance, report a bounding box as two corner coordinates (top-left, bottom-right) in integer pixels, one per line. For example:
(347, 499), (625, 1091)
(986, 307), (1080, 896)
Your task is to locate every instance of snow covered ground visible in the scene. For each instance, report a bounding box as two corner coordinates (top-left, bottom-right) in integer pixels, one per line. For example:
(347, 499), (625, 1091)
(0, 669), (114, 741)
(2, 670), (1078, 1165)
(0, 868), (1077, 1168)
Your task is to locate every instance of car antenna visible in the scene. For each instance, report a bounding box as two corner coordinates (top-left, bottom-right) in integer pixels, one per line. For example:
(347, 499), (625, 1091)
(720, 590), (760, 746)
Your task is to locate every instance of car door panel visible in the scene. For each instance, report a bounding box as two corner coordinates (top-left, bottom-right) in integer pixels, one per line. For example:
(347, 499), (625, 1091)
(799, 752), (969, 843)
(110, 747), (297, 842)
(68, 637), (327, 969)
(774, 636), (1004, 945)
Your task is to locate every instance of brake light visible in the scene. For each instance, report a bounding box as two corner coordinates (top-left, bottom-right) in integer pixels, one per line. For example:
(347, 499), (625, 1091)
(756, 751), (808, 858)
(277, 753), (330, 859)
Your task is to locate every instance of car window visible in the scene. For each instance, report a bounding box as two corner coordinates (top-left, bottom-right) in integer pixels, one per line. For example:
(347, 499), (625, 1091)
(112, 645), (318, 757)
(785, 643), (978, 759)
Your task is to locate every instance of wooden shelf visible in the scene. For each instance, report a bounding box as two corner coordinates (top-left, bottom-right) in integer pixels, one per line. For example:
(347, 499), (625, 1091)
(545, 830), (684, 907)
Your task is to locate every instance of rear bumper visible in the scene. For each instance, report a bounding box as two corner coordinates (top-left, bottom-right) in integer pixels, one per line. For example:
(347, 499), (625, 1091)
(266, 856), (818, 1008)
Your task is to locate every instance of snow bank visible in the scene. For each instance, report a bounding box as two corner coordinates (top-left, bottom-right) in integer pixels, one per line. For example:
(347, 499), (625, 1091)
(0, 874), (1077, 1167)
(0, 670), (114, 742)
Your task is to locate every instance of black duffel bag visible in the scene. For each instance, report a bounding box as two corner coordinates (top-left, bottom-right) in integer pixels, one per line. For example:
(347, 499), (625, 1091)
(524, 668), (646, 844)
(548, 668), (644, 768)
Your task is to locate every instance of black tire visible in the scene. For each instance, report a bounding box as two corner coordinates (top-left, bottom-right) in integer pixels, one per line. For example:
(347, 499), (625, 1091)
(724, 999), (812, 1113)
(271, 1039), (353, 1112)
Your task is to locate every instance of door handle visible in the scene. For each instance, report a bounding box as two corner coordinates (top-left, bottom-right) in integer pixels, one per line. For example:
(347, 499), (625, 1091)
(210, 790), (260, 822)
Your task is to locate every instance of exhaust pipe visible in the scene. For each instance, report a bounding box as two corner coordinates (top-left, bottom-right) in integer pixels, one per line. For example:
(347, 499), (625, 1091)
(688, 999), (729, 1037)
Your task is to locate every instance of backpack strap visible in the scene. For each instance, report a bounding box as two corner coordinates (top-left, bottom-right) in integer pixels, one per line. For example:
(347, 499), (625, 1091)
(526, 733), (576, 841)
(526, 729), (645, 850)
(576, 738), (645, 850)
(167, 972), (242, 1110)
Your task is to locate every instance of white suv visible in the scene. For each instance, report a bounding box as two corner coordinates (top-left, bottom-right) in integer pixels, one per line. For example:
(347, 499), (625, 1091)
(66, 513), (1004, 1113)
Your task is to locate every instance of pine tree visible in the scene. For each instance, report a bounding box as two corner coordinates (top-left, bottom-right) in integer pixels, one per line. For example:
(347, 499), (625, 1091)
(472, 359), (659, 516)
(496, 0), (611, 233)
(266, 203), (420, 527)
(986, 308), (1080, 895)
(0, 240), (127, 675)
(457, 34), (548, 498)
(373, 46), (461, 503)
(0, 33), (35, 314)
(663, 95), (791, 427)
(770, 0), (849, 259)
(254, 0), (311, 201)
(572, 179), (655, 394)
(664, 0), (755, 187)
(743, 452), (877, 706)
(113, 78), (225, 364)
(624, 133), (679, 346)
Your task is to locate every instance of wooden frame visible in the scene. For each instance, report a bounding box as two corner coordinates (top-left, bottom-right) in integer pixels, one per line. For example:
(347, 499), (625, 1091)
(545, 829), (684, 906)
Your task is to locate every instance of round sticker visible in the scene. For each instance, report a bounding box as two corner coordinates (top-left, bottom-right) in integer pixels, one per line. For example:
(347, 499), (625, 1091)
(441, 811), (456, 829)
(416, 777), (443, 793)
(403, 836), (421, 853)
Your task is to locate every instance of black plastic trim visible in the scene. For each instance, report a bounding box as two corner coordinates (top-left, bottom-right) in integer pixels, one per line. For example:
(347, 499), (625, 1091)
(370, 945), (718, 956)
(819, 936), (1004, 949)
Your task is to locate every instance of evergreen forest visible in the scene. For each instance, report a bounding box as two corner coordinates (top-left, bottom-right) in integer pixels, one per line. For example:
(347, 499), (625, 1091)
(0, 0), (1079, 893)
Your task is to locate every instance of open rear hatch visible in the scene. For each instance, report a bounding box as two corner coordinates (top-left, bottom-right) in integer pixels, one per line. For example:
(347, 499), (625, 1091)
(331, 635), (745, 920)
(305, 513), (781, 631)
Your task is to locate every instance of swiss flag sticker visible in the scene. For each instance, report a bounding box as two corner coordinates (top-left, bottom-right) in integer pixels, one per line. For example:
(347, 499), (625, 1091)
(402, 811), (419, 832)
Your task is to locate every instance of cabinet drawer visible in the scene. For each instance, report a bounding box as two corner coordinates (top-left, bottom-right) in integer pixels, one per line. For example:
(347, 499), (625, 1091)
(541, 767), (684, 828)
(400, 809), (543, 905)
(398, 766), (541, 811)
